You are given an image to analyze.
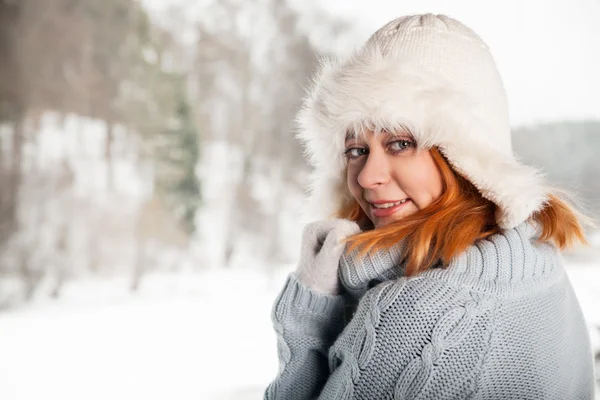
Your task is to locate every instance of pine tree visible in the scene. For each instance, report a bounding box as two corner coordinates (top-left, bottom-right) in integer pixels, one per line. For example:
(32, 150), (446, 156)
(155, 79), (202, 234)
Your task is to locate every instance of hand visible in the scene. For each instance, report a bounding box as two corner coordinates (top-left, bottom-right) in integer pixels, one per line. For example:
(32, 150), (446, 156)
(294, 219), (362, 295)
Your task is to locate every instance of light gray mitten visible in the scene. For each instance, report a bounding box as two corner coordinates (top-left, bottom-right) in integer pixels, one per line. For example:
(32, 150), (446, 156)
(293, 219), (362, 295)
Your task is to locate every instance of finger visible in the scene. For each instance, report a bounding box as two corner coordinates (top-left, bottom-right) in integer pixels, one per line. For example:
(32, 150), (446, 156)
(301, 220), (344, 254)
(320, 219), (361, 255)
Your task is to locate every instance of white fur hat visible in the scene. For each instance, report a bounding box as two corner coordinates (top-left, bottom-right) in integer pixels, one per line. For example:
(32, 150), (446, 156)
(296, 14), (548, 229)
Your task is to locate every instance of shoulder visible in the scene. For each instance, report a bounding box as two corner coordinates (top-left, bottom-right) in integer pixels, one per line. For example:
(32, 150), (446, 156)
(412, 222), (567, 297)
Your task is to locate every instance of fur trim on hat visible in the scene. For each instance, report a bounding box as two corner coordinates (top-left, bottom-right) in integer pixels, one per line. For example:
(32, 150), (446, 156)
(296, 44), (548, 229)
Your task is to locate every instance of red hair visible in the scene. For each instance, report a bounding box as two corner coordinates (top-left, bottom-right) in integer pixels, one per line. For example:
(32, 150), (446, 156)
(338, 148), (587, 276)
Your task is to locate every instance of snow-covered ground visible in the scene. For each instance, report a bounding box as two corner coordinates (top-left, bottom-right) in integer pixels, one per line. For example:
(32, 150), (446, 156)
(0, 262), (598, 400)
(0, 269), (290, 400)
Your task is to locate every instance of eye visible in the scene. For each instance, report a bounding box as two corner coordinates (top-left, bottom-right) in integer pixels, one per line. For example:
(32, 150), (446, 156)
(388, 139), (414, 153)
(343, 147), (368, 159)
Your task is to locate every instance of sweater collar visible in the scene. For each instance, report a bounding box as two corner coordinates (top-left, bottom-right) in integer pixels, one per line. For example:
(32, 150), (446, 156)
(338, 221), (561, 300)
(339, 235), (406, 300)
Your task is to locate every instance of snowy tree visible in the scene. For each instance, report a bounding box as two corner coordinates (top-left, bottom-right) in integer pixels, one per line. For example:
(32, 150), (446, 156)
(191, 0), (352, 270)
(0, 0), (204, 300)
(155, 81), (201, 234)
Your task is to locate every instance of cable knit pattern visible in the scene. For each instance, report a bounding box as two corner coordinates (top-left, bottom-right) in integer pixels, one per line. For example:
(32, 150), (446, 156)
(264, 222), (595, 399)
(393, 291), (495, 398)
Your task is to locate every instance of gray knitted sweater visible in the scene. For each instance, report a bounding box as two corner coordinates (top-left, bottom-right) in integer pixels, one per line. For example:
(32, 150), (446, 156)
(263, 222), (595, 399)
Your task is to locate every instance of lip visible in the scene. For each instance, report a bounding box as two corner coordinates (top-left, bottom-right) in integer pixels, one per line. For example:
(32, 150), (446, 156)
(368, 199), (405, 205)
(369, 199), (411, 218)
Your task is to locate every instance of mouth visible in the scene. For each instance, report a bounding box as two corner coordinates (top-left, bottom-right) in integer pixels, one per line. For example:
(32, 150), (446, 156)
(368, 199), (411, 218)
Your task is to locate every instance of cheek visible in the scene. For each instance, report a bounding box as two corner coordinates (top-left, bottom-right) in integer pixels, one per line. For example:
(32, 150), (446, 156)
(346, 164), (362, 200)
(394, 153), (443, 205)
(424, 158), (443, 199)
(418, 157), (443, 202)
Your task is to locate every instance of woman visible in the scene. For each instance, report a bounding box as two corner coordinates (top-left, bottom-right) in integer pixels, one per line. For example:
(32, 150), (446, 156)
(264, 14), (595, 399)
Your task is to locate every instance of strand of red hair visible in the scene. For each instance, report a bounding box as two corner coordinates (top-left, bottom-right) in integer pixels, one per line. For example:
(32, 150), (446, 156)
(338, 148), (588, 276)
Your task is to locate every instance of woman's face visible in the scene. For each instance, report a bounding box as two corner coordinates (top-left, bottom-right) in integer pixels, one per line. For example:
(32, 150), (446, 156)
(345, 129), (443, 229)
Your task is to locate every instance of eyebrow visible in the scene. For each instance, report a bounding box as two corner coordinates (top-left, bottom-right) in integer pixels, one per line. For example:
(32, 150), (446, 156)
(344, 128), (415, 144)
(344, 129), (410, 140)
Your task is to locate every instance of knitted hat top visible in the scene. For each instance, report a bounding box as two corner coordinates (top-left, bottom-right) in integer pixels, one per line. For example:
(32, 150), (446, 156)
(296, 14), (547, 229)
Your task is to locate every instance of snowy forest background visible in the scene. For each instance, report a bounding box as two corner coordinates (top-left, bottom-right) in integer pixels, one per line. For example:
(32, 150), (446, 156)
(0, 0), (598, 399)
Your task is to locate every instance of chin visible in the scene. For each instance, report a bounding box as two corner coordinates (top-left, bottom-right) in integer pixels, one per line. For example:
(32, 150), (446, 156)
(373, 217), (398, 229)
(373, 210), (416, 229)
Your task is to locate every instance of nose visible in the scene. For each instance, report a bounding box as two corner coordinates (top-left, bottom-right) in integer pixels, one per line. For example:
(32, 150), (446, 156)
(357, 149), (390, 189)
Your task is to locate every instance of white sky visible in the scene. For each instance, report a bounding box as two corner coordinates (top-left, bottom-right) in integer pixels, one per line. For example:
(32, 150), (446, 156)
(144, 0), (600, 127)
